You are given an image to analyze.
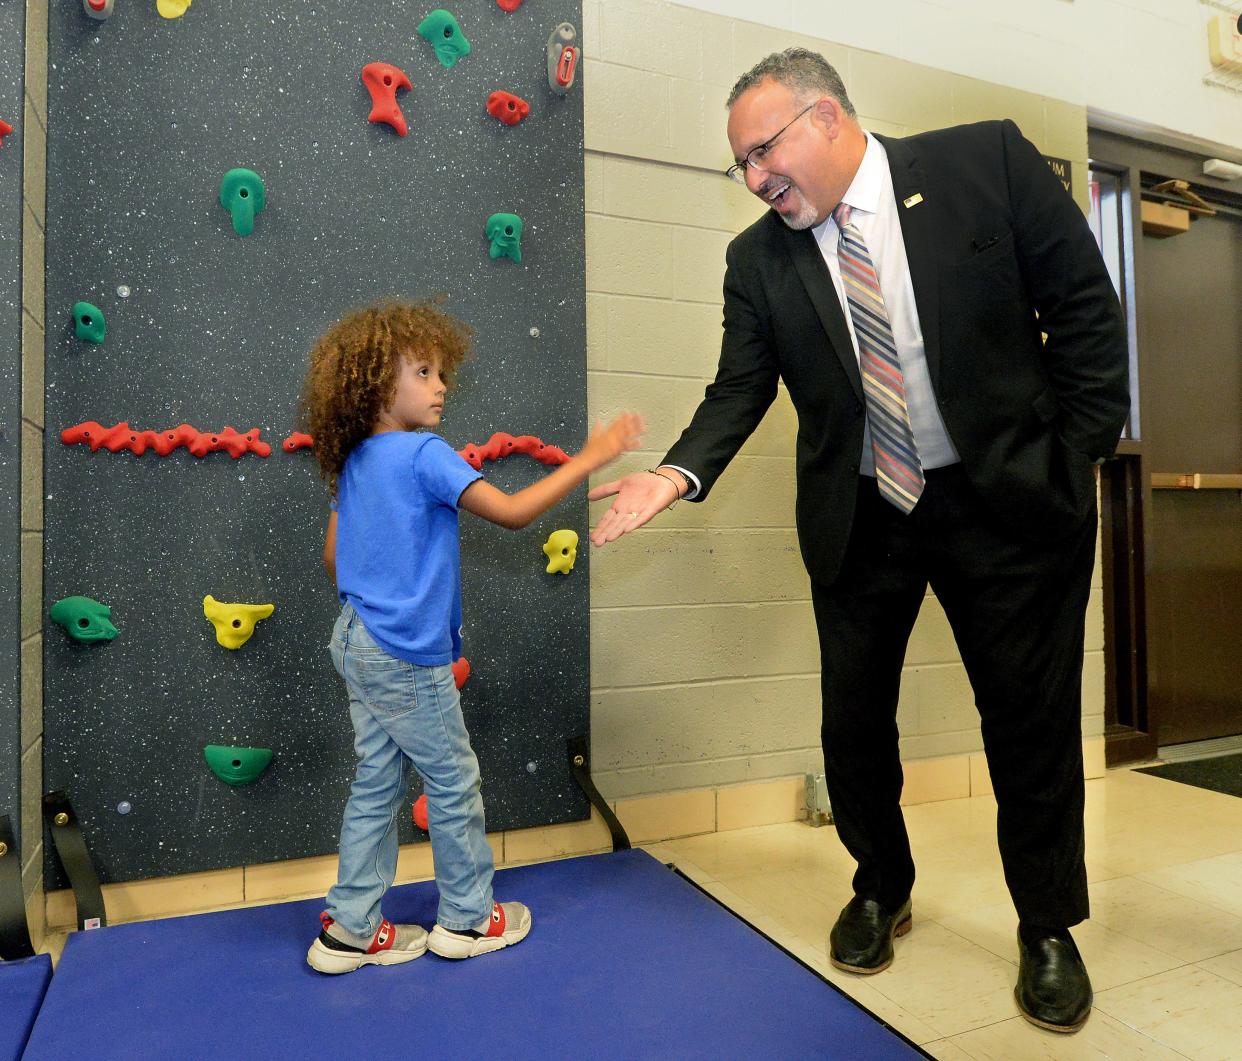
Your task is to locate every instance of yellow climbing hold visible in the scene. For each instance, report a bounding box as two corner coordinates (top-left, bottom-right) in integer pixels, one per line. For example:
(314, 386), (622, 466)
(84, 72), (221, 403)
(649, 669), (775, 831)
(542, 529), (579, 575)
(157, 0), (191, 18)
(203, 595), (274, 649)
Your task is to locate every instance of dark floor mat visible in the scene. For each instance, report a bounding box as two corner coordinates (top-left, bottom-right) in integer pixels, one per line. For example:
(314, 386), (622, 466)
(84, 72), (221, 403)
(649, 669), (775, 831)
(1136, 753), (1242, 798)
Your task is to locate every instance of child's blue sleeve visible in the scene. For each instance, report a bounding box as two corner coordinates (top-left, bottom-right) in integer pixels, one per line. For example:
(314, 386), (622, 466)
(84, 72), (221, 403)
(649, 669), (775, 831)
(415, 436), (482, 508)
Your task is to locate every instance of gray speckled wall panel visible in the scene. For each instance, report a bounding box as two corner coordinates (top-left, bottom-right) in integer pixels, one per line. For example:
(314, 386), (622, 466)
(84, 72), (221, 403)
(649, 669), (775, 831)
(1, 1), (26, 844)
(43, 1), (586, 884)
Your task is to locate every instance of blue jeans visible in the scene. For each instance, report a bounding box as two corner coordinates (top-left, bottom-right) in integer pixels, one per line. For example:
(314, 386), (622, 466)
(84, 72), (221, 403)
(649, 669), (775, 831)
(325, 603), (494, 934)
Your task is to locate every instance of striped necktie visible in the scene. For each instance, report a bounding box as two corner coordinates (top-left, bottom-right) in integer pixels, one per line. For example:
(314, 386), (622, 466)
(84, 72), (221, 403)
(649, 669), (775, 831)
(834, 203), (924, 514)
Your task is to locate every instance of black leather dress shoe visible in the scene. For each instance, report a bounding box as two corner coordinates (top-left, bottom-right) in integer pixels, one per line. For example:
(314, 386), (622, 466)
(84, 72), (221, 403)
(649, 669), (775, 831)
(829, 896), (912, 974)
(1015, 931), (1093, 1033)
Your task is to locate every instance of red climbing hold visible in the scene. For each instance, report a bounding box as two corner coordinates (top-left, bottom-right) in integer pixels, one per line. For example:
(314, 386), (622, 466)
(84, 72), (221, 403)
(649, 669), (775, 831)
(282, 432), (314, 453)
(486, 91), (530, 126)
(456, 432), (569, 471)
(191, 426), (271, 459)
(61, 420), (272, 459)
(496, 0), (524, 11)
(152, 423), (200, 456)
(60, 421), (158, 455)
(412, 794), (429, 831)
(451, 656), (471, 689)
(0, 119), (12, 147)
(361, 62), (413, 137)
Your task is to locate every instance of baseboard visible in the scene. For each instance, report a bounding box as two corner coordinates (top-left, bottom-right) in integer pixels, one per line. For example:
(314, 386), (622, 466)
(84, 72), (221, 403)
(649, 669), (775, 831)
(45, 738), (1107, 932)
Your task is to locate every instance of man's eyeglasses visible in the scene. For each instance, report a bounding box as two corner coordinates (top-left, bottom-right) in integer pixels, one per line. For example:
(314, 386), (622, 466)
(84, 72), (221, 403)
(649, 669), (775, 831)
(724, 103), (816, 185)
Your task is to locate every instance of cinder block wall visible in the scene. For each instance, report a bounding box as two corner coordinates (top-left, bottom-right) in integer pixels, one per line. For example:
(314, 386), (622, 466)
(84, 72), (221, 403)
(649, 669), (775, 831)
(583, 0), (1105, 799)
(674, 0), (1242, 159)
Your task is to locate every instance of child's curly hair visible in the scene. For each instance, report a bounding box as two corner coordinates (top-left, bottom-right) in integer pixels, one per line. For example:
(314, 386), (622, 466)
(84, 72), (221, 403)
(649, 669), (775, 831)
(299, 297), (472, 496)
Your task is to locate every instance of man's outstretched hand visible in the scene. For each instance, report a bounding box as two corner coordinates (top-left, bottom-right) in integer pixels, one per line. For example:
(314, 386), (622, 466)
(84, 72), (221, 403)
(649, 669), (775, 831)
(588, 470), (682, 546)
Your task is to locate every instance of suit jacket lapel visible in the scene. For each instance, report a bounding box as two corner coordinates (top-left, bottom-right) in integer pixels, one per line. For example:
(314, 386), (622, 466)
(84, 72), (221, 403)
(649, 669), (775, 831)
(876, 133), (942, 391)
(778, 224), (863, 404)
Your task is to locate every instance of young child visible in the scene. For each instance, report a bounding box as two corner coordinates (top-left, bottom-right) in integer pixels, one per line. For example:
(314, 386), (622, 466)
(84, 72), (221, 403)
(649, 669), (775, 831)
(299, 298), (644, 974)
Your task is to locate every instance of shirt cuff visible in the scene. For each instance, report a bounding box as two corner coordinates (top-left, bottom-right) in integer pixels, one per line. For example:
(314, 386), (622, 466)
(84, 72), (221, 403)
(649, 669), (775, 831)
(660, 464), (701, 501)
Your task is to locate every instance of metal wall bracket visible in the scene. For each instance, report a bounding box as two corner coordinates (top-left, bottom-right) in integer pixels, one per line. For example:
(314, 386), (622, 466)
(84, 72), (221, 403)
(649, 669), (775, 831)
(0, 813), (36, 959)
(567, 736), (630, 852)
(804, 773), (834, 827)
(43, 791), (107, 931)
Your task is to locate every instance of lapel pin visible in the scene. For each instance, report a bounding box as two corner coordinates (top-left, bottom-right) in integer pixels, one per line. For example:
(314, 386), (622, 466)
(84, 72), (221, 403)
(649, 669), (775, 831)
(903, 193), (924, 208)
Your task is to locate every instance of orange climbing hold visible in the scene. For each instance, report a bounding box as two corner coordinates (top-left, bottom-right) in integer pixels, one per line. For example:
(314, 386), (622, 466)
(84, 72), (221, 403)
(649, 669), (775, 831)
(361, 62), (413, 137)
(457, 432), (569, 471)
(61, 421), (272, 459)
(412, 794), (429, 831)
(486, 90), (530, 126)
(0, 119), (12, 148)
(282, 432), (314, 452)
(451, 656), (471, 689)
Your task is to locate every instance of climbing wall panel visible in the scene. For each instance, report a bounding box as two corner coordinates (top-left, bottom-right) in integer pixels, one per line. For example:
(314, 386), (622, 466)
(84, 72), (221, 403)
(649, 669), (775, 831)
(43, 0), (586, 884)
(1, 0), (26, 851)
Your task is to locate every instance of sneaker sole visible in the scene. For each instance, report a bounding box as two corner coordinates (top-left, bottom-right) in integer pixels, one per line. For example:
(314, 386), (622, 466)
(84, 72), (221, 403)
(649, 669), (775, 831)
(828, 915), (912, 975)
(306, 937), (427, 975)
(427, 917), (532, 960)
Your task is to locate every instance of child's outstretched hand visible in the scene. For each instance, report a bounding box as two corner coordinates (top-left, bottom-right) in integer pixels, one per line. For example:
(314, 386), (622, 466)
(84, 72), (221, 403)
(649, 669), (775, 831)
(579, 412), (646, 470)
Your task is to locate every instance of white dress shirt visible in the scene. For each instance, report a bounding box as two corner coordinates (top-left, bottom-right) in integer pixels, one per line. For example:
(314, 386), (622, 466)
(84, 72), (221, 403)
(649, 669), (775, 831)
(669, 130), (958, 499)
(813, 131), (958, 477)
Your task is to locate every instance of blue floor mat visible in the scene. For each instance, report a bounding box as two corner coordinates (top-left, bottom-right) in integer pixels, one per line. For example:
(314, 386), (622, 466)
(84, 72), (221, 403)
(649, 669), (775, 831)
(24, 849), (926, 1060)
(0, 952), (52, 1061)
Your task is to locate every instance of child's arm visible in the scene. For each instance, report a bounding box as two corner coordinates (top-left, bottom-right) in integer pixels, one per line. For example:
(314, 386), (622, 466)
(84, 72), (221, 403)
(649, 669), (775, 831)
(324, 510), (338, 585)
(458, 412), (644, 530)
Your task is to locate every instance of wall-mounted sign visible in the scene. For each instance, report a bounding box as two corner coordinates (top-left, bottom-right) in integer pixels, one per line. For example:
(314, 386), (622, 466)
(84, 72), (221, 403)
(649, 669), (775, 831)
(1043, 155), (1072, 196)
(1208, 12), (1242, 73)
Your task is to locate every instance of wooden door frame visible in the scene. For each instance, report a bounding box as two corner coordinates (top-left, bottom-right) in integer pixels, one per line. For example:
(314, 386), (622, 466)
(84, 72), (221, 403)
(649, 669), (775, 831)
(1087, 136), (1157, 765)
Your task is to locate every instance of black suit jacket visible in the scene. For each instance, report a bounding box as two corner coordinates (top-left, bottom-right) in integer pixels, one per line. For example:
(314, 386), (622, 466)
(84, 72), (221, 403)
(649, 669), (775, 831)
(662, 119), (1130, 587)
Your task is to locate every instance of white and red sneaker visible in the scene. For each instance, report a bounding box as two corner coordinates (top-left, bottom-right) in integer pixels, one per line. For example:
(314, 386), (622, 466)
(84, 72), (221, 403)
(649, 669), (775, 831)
(427, 901), (531, 959)
(306, 911), (428, 974)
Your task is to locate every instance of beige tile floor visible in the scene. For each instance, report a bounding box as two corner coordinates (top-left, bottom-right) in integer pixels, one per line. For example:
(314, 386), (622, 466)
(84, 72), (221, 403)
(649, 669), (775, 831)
(38, 767), (1242, 1059)
(644, 767), (1242, 1060)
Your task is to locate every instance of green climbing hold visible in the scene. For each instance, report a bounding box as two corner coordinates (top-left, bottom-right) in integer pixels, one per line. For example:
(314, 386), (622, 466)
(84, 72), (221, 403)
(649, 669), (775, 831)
(417, 9), (471, 68)
(485, 212), (523, 263)
(218, 168), (266, 237)
(73, 301), (107, 344)
(50, 596), (118, 643)
(203, 745), (274, 787)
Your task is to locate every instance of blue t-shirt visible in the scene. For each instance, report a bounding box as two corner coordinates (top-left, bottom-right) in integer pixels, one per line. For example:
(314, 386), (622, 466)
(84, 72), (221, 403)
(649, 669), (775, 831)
(334, 432), (481, 665)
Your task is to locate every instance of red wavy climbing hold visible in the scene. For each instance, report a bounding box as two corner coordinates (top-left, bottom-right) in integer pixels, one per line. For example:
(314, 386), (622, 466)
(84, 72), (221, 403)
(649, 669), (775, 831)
(456, 432), (569, 471)
(0, 119), (12, 147)
(59, 421), (158, 455)
(451, 656), (471, 689)
(152, 423), (199, 456)
(61, 421), (272, 459)
(496, 0), (524, 11)
(282, 432), (314, 453)
(361, 62), (412, 137)
(412, 794), (429, 831)
(486, 91), (530, 126)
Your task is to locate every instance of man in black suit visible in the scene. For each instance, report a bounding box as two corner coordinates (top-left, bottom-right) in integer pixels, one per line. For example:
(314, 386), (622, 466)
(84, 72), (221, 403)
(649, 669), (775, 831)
(589, 49), (1129, 1033)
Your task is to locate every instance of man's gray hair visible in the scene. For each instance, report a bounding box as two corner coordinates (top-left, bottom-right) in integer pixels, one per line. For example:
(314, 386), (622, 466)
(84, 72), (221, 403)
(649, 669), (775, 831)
(726, 47), (856, 118)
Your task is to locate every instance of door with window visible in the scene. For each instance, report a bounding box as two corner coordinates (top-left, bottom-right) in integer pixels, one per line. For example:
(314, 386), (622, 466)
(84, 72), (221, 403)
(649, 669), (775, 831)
(1091, 130), (1242, 754)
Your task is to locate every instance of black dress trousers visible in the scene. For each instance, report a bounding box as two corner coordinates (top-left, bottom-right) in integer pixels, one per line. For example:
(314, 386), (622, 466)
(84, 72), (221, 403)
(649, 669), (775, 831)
(810, 463), (1095, 928)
